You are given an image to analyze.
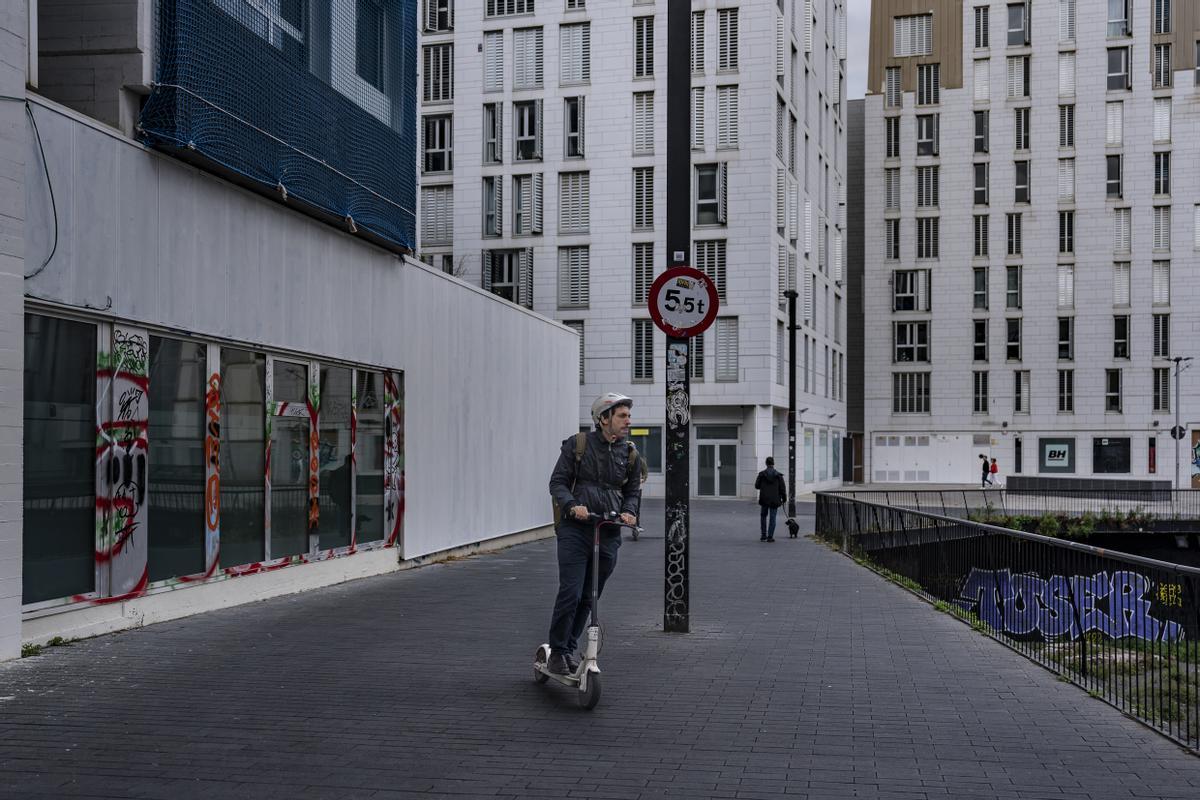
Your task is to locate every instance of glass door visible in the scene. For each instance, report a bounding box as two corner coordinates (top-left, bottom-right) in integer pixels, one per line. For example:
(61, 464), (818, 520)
(698, 445), (716, 496)
(718, 444), (737, 496)
(697, 442), (738, 497)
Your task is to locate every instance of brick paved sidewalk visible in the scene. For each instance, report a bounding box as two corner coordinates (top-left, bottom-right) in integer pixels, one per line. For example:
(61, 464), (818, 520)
(1, 499), (1198, 800)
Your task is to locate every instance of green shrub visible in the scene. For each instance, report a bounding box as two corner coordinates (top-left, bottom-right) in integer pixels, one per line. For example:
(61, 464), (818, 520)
(1037, 513), (1062, 538)
(1066, 512), (1097, 540)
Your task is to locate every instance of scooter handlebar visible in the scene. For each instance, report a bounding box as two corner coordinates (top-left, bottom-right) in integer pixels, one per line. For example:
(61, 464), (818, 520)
(584, 511), (643, 534)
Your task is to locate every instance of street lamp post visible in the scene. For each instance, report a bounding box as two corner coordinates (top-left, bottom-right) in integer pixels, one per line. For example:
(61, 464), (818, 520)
(1173, 356), (1193, 489)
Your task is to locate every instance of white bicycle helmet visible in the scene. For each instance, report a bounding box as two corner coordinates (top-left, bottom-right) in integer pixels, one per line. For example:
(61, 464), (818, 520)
(590, 392), (633, 427)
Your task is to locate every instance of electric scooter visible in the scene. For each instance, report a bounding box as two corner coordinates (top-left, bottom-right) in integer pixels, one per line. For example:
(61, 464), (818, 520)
(533, 510), (640, 709)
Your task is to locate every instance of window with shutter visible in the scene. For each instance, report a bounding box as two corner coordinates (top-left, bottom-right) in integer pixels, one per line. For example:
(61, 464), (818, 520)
(893, 15), (932, 57)
(564, 321), (585, 384)
(420, 185), (454, 246)
(632, 320), (654, 381)
(775, 169), (786, 230)
(787, 250), (797, 296)
(484, 31), (504, 92)
(633, 167), (654, 230)
(513, 28), (543, 90)
(776, 14), (786, 78)
(974, 60), (989, 102)
(1114, 208), (1131, 254)
(1154, 207), (1171, 251)
(691, 11), (705, 73)
(1153, 261), (1170, 305)
(804, 200), (812, 253)
(1006, 56), (1026, 98)
(917, 63), (940, 105)
(975, 6), (990, 48)
(715, 318), (739, 382)
(560, 23), (590, 85)
(513, 174), (530, 235)
(695, 240), (727, 300)
(518, 248), (533, 308)
(634, 16), (654, 78)
(1154, 44), (1171, 88)
(632, 243), (653, 305)
(1154, 99), (1171, 142)
(1058, 159), (1074, 201)
(691, 88), (704, 150)
(1154, 315), (1171, 359)
(716, 85), (738, 148)
(885, 168), (900, 210)
(1059, 0), (1075, 41)
(633, 92), (655, 154)
(718, 8), (739, 71)
(835, 232), (844, 282)
(483, 176), (500, 237)
(1113, 262), (1131, 306)
(1058, 264), (1074, 308)
(1059, 211), (1074, 254)
(803, 0), (813, 53)
(1059, 52), (1075, 96)
(886, 67), (902, 107)
(1059, 104), (1074, 147)
(557, 246), (589, 308)
(559, 171), (589, 234)
(423, 44), (454, 103)
(776, 100), (785, 160)
(788, 179), (799, 239)
(1195, 205), (1200, 250)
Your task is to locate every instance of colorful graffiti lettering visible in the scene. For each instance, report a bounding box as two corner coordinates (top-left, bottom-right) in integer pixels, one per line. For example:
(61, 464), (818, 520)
(383, 372), (404, 548)
(204, 370), (221, 576)
(307, 378), (321, 534)
(955, 568), (1184, 642)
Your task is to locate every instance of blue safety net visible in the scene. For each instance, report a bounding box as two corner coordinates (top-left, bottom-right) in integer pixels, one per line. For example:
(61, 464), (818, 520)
(139, 0), (416, 251)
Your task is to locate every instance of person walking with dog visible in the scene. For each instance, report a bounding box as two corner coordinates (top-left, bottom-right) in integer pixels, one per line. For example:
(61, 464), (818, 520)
(755, 457), (788, 542)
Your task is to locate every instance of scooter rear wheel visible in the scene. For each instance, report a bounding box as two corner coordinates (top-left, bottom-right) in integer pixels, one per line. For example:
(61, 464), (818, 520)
(577, 673), (601, 709)
(533, 646), (549, 684)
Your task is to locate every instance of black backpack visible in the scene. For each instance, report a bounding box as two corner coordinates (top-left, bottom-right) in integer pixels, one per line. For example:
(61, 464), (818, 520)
(551, 432), (641, 525)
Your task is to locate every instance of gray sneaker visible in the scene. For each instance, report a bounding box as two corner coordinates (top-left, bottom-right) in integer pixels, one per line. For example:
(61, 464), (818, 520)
(547, 653), (571, 675)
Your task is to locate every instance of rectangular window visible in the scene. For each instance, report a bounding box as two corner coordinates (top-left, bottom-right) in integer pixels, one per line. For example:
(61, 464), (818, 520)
(484, 30), (504, 92)
(482, 175), (501, 236)
(1153, 260), (1171, 305)
(1007, 3), (1029, 46)
(1107, 47), (1130, 90)
(973, 319), (988, 361)
(1059, 210), (1073, 254)
(560, 22), (590, 84)
(633, 91), (655, 153)
(690, 333), (705, 382)
(716, 85), (739, 148)
(633, 167), (654, 229)
(1058, 160), (1075, 202)
(1059, 51), (1075, 95)
(718, 8), (739, 71)
(1108, 0), (1130, 37)
(892, 269), (930, 312)
(557, 246), (589, 308)
(974, 163), (989, 205)
(1058, 369), (1074, 412)
(695, 163), (727, 226)
(885, 168), (901, 210)
(691, 87), (706, 150)
(1154, 314), (1170, 358)
(1014, 161), (1029, 203)
(1154, 98), (1172, 143)
(1058, 316), (1074, 360)
(512, 173), (542, 235)
(974, 110), (989, 153)
(691, 10), (705, 73)
(1154, 44), (1171, 88)
(1059, 0), (1075, 41)
(564, 321), (585, 384)
(885, 117), (900, 158)
(486, 0), (533, 16)
(1057, 263), (1074, 308)
(483, 103), (502, 163)
(1106, 101), (1123, 145)
(885, 219), (901, 260)
(422, 114), (452, 173)
(1006, 55), (1029, 98)
(917, 63), (940, 105)
(558, 171), (588, 234)
(1105, 369), (1122, 412)
(892, 372), (931, 414)
(1154, 368), (1171, 411)
(916, 114), (939, 155)
(1155, 0), (1172, 34)
(1014, 370), (1031, 413)
(1014, 107), (1030, 150)
(1006, 265), (1022, 309)
(1106, 155), (1122, 198)
(975, 6), (990, 49)
(423, 43), (453, 102)
(564, 96), (584, 157)
(893, 14), (933, 57)
(1006, 213), (1022, 255)
(1113, 262), (1131, 306)
(1155, 153), (1171, 196)
(1114, 208), (1131, 254)
(916, 166), (938, 208)
(974, 59), (990, 101)
(694, 240), (727, 301)
(514, 99), (542, 161)
(916, 217), (939, 259)
(974, 215), (989, 257)
(1113, 315), (1130, 358)
(974, 267), (989, 309)
(1154, 206), (1171, 251)
(425, 0), (453, 32)
(777, 323), (785, 386)
(513, 27), (544, 89)
(1059, 105), (1074, 147)
(632, 319), (653, 381)
(632, 243), (653, 305)
(421, 185), (454, 245)
(1006, 317), (1021, 361)
(894, 321), (930, 363)
(715, 317), (739, 381)
(973, 372), (990, 414)
(885, 66), (903, 108)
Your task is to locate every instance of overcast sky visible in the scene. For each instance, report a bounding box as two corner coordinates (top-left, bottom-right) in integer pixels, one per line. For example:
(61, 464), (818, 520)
(848, 0), (869, 99)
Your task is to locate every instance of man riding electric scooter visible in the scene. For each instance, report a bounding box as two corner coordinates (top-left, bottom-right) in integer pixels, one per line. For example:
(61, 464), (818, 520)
(544, 392), (641, 677)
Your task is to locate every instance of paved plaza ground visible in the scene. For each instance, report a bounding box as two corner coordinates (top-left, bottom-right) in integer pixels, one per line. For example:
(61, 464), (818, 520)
(1, 499), (1199, 799)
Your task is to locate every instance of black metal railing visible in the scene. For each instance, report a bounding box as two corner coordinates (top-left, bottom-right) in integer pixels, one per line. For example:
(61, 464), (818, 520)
(816, 492), (1200, 753)
(832, 488), (1200, 527)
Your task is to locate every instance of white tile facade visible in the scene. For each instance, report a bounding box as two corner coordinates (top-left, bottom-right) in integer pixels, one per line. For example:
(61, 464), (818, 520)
(865, 1), (1200, 485)
(419, 0), (849, 496)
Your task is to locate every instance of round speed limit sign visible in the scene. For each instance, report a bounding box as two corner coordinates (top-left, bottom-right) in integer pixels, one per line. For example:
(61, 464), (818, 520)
(648, 266), (720, 338)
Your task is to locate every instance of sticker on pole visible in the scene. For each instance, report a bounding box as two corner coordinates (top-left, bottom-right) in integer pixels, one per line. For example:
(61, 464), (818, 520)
(648, 266), (720, 338)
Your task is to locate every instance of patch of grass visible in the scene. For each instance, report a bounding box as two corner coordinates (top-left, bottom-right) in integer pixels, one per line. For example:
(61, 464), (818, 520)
(20, 643), (42, 658)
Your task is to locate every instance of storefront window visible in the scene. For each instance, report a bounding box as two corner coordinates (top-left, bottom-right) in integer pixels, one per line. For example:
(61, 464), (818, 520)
(819, 430), (829, 481)
(270, 360), (310, 559)
(356, 371), (385, 544)
(23, 315), (97, 603)
(804, 429), (815, 484)
(1093, 437), (1131, 474)
(628, 426), (663, 473)
(318, 365), (354, 549)
(148, 337), (207, 581)
(832, 432), (841, 481)
(220, 348), (265, 567)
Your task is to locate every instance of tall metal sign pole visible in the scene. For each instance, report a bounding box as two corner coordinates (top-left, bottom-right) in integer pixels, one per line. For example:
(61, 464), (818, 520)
(785, 290), (798, 523)
(662, 0), (693, 634)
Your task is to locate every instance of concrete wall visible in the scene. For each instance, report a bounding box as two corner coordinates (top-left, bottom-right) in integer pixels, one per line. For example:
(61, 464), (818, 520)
(0, 0), (28, 662)
(22, 94), (579, 565)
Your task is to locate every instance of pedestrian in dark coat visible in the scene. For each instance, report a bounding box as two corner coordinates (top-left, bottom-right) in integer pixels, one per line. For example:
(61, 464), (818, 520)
(980, 453), (991, 488)
(755, 457), (788, 542)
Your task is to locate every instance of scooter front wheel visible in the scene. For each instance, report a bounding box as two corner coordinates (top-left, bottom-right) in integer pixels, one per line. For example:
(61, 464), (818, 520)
(533, 645), (549, 684)
(578, 672), (601, 709)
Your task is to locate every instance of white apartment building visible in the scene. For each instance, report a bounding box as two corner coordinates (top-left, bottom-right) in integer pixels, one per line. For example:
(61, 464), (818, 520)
(418, 0), (850, 498)
(864, 1), (1200, 486)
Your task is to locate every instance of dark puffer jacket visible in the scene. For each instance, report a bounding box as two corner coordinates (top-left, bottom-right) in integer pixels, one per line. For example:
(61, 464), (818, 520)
(549, 430), (641, 529)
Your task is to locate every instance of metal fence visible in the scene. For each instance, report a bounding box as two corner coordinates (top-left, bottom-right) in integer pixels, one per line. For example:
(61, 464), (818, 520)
(832, 488), (1200, 526)
(816, 492), (1200, 753)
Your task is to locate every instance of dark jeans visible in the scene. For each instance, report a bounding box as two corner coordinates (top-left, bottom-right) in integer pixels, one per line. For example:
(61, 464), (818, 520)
(547, 522), (620, 655)
(760, 505), (778, 539)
